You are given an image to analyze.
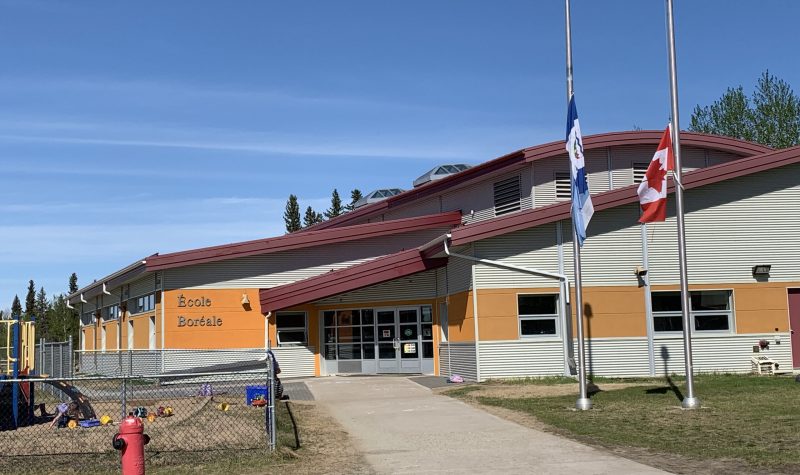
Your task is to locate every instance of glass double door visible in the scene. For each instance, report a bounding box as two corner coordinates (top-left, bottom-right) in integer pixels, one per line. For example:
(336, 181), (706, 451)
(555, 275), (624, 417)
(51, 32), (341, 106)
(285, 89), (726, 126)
(376, 307), (422, 374)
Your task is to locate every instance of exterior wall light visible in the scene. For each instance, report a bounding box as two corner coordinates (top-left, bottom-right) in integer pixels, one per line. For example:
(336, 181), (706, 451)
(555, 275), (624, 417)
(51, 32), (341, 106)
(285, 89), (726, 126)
(752, 265), (771, 277)
(241, 293), (250, 305)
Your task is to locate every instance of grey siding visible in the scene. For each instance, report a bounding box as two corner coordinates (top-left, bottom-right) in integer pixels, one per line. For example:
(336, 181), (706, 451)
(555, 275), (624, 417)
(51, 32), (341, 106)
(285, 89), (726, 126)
(314, 270), (437, 305)
(129, 274), (156, 298)
(445, 245), (474, 294)
(478, 340), (565, 380)
(438, 342), (477, 381)
(382, 196), (441, 220)
(532, 156), (569, 208)
(578, 337), (652, 377)
(163, 228), (448, 289)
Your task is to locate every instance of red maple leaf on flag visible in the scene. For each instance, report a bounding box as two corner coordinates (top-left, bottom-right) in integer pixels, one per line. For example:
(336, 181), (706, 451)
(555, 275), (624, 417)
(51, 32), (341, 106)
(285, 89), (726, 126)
(645, 161), (667, 192)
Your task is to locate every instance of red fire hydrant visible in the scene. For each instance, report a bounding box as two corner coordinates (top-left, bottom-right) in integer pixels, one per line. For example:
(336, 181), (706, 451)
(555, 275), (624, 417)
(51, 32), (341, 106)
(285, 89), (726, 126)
(113, 415), (150, 475)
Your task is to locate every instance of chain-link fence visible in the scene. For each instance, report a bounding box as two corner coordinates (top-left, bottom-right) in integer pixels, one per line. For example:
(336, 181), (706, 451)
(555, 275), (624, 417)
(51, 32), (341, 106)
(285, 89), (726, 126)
(0, 369), (277, 456)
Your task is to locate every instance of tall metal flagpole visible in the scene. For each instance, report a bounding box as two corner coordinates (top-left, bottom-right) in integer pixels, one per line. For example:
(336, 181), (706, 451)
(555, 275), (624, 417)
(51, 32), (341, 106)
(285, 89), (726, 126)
(665, 0), (700, 409)
(565, 0), (591, 411)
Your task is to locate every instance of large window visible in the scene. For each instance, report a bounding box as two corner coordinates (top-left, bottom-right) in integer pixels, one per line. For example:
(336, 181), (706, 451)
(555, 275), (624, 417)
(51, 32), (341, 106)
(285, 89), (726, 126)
(652, 290), (733, 333)
(129, 293), (155, 314)
(276, 311), (307, 346)
(518, 294), (560, 337)
(323, 309), (375, 360)
(104, 304), (119, 321)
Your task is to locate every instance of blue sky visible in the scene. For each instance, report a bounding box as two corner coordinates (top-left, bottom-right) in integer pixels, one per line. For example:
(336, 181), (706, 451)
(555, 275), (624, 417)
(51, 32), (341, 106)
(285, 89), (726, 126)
(1, 0), (798, 309)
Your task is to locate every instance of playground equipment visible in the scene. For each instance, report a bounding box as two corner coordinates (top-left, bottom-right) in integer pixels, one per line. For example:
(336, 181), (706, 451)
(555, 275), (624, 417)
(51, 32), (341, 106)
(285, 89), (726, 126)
(1, 317), (95, 431)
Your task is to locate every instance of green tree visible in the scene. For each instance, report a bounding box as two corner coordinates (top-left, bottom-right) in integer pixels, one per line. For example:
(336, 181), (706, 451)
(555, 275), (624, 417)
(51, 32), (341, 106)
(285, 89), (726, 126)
(283, 194), (301, 233)
(324, 189), (343, 219)
(303, 206), (324, 227)
(69, 273), (78, 295)
(345, 189), (363, 211)
(35, 286), (49, 337)
(24, 280), (35, 321)
(12, 295), (22, 318)
(690, 71), (800, 149)
(47, 295), (78, 342)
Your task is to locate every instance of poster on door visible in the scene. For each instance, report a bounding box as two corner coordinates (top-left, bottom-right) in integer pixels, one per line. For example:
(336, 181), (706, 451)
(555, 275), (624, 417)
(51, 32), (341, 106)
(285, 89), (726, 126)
(403, 343), (416, 354)
(382, 329), (391, 338)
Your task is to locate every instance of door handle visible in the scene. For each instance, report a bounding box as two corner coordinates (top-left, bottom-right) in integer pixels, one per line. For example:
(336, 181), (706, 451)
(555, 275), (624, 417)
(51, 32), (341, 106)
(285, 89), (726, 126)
(393, 338), (400, 350)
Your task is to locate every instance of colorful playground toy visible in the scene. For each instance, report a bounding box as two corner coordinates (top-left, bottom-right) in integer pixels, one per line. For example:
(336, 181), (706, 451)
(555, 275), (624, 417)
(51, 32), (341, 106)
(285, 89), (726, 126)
(146, 413), (156, 423)
(100, 415), (113, 425)
(67, 419), (78, 429)
(217, 402), (230, 411)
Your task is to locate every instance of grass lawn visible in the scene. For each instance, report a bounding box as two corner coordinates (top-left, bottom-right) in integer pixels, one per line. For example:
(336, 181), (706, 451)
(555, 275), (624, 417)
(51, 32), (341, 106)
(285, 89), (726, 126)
(445, 374), (800, 473)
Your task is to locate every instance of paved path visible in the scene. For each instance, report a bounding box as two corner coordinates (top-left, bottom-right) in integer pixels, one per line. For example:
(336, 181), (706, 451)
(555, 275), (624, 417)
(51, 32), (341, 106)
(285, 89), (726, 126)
(306, 376), (668, 475)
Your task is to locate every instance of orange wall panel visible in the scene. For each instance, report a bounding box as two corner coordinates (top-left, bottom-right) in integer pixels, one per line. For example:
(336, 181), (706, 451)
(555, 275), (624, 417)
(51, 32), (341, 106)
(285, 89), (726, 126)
(163, 289), (264, 349)
(445, 291), (474, 342)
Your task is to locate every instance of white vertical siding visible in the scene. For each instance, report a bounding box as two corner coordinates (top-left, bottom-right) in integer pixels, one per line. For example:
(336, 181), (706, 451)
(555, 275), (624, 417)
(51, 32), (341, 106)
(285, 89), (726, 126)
(439, 342), (477, 381)
(445, 245), (474, 294)
(478, 340), (565, 380)
(314, 270), (437, 304)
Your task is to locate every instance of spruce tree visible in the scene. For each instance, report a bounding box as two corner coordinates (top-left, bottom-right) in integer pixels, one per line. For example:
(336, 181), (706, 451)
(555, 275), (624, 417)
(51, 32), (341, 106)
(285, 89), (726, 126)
(303, 206), (324, 227)
(69, 273), (78, 295)
(35, 287), (49, 337)
(345, 189), (363, 211)
(12, 295), (22, 318)
(24, 280), (35, 321)
(324, 189), (343, 219)
(283, 194), (301, 233)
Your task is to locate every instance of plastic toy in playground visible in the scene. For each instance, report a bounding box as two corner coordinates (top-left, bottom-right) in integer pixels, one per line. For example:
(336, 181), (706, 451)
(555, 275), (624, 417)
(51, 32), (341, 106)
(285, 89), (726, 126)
(132, 407), (147, 418)
(100, 415), (113, 425)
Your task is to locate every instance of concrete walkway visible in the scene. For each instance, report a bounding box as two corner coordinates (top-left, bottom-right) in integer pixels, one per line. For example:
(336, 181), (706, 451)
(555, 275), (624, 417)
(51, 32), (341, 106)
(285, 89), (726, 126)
(306, 376), (668, 475)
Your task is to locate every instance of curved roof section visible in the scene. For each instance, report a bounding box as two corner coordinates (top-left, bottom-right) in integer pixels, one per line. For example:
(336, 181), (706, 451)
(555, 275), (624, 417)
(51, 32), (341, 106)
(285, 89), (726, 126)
(145, 211), (462, 271)
(305, 131), (770, 232)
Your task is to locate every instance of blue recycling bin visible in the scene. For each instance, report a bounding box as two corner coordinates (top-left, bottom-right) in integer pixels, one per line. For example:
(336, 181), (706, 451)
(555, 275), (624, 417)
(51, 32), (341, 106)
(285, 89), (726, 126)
(246, 385), (269, 405)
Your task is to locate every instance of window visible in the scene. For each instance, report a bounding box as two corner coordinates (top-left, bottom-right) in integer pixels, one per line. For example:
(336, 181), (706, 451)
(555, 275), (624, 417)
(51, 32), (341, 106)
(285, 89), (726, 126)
(633, 162), (649, 185)
(494, 175), (521, 216)
(129, 293), (155, 314)
(518, 294), (559, 337)
(555, 172), (571, 200)
(276, 311), (307, 346)
(652, 290), (733, 333)
(81, 311), (94, 325)
(105, 304), (119, 321)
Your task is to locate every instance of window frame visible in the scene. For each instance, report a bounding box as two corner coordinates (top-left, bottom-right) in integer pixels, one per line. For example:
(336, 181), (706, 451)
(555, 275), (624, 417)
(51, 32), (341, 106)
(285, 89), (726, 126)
(651, 289), (735, 336)
(276, 310), (308, 347)
(128, 292), (155, 315)
(517, 293), (561, 339)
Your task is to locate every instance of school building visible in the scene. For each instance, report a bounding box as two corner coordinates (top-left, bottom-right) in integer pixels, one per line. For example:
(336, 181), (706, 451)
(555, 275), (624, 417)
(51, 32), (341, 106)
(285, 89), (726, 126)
(69, 130), (800, 380)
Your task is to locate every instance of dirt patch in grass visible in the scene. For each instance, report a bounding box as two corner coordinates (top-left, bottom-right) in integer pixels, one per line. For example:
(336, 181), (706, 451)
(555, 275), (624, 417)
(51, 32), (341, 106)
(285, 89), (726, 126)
(445, 375), (800, 475)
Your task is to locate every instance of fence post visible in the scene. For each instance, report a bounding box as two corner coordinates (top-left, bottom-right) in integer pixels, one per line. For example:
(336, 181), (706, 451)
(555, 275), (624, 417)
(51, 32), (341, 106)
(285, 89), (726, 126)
(266, 352), (276, 452)
(68, 335), (73, 378)
(39, 338), (45, 376)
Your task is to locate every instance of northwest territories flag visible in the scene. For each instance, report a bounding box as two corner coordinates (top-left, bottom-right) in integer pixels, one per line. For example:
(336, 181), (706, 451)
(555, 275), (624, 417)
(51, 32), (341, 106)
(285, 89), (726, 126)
(637, 125), (675, 223)
(566, 95), (594, 247)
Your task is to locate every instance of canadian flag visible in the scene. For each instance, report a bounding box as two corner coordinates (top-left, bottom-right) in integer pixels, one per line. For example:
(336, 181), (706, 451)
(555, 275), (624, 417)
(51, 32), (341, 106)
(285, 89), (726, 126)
(637, 125), (675, 223)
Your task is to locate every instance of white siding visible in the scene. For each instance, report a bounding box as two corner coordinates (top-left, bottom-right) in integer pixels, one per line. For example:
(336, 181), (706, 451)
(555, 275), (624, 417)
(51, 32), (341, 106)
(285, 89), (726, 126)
(439, 342), (477, 381)
(610, 145), (657, 189)
(649, 164), (800, 285)
(382, 196), (441, 220)
(652, 333), (792, 375)
(575, 337), (652, 377)
(314, 270), (437, 305)
(163, 228), (448, 289)
(445, 245), (474, 293)
(585, 148), (611, 193)
(532, 156), (569, 208)
(478, 340), (565, 380)
(473, 224), (562, 289)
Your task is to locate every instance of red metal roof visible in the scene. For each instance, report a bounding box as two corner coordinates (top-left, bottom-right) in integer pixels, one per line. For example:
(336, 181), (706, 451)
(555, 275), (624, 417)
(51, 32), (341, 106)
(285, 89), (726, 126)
(146, 211), (462, 271)
(259, 248), (447, 312)
(305, 131), (770, 231)
(450, 144), (800, 246)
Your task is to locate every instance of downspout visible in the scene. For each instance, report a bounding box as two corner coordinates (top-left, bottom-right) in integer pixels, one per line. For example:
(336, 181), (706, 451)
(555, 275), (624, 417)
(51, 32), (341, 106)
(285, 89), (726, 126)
(442, 234), (572, 378)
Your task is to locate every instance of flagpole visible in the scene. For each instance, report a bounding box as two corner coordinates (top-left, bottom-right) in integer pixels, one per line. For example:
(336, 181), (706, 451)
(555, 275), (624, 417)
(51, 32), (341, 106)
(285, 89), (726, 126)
(565, 0), (591, 411)
(665, 0), (700, 409)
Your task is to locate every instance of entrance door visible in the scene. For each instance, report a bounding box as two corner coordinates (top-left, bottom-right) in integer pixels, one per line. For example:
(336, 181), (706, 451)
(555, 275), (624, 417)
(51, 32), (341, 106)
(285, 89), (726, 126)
(376, 307), (422, 373)
(789, 289), (800, 368)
